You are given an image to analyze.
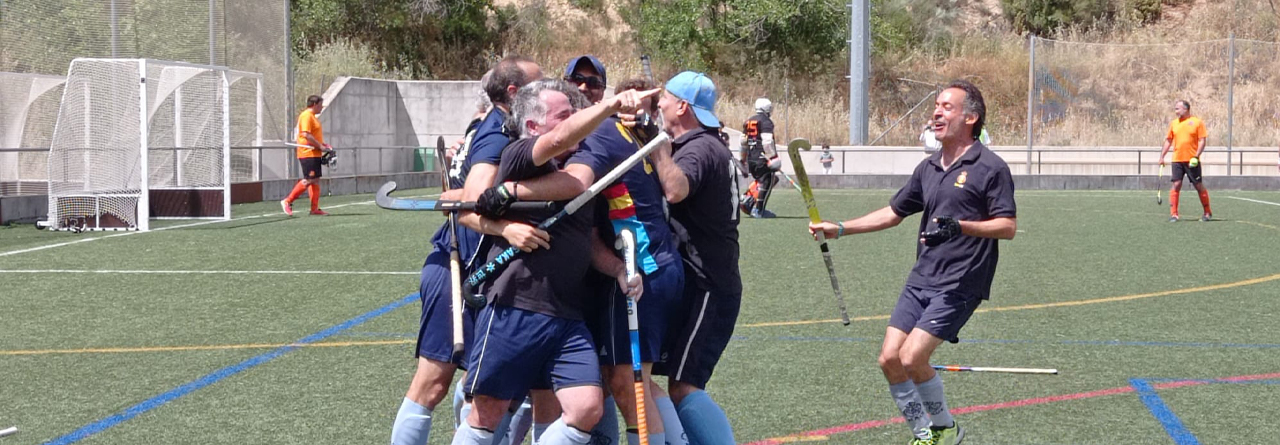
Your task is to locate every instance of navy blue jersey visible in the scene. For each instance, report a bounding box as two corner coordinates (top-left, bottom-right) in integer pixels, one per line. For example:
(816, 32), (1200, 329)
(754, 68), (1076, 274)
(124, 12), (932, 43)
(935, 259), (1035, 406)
(668, 128), (741, 294)
(889, 142), (1016, 299)
(743, 113), (774, 161)
(428, 108), (513, 269)
(567, 116), (680, 273)
(484, 137), (597, 320)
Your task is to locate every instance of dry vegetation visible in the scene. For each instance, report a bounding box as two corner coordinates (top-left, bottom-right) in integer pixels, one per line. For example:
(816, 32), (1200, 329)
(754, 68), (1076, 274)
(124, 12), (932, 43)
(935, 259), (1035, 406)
(298, 0), (1280, 147)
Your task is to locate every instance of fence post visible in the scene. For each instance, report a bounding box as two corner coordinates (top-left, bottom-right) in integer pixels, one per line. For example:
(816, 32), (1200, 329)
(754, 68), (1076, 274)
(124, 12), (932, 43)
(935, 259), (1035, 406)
(1026, 35), (1035, 175)
(1226, 32), (1235, 176)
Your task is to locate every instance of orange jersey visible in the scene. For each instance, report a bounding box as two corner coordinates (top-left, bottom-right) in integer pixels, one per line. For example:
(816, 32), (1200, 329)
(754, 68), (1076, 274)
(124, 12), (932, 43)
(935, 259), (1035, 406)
(296, 108), (324, 159)
(1166, 116), (1206, 163)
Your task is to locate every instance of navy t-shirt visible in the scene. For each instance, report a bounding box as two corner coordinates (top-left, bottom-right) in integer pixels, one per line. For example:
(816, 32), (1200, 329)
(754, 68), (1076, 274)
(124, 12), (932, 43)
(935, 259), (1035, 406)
(889, 142), (1017, 299)
(668, 128), (741, 294)
(483, 137), (597, 320)
(428, 107), (512, 268)
(567, 116), (679, 273)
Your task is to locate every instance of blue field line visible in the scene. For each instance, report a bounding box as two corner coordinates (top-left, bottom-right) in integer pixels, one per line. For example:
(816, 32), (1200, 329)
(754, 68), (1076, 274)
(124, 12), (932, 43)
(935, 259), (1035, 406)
(1145, 378), (1280, 386)
(731, 334), (1280, 350)
(1130, 379), (1201, 445)
(43, 293), (419, 445)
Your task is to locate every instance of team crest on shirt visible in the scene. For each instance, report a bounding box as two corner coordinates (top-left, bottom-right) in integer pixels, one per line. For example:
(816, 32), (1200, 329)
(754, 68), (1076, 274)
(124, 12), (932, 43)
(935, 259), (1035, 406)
(954, 171), (968, 188)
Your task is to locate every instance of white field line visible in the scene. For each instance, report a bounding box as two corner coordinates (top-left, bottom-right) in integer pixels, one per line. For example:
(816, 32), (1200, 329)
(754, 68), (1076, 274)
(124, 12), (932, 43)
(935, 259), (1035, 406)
(0, 269), (417, 275)
(0, 192), (441, 258)
(1227, 196), (1280, 207)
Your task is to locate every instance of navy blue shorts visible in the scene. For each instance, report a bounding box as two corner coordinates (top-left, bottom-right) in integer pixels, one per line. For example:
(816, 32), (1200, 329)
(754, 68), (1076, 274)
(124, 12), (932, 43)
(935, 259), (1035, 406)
(299, 157), (323, 179)
(415, 249), (479, 368)
(464, 305), (601, 401)
(589, 264), (685, 366)
(653, 277), (741, 389)
(888, 286), (982, 343)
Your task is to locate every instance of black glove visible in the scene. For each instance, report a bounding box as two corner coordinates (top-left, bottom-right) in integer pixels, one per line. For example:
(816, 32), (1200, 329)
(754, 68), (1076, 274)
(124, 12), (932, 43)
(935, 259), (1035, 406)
(475, 183), (516, 218)
(920, 216), (960, 247)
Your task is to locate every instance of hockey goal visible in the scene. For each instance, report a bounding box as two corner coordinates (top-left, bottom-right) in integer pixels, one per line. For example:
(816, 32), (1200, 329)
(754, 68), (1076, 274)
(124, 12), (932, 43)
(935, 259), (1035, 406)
(45, 59), (262, 231)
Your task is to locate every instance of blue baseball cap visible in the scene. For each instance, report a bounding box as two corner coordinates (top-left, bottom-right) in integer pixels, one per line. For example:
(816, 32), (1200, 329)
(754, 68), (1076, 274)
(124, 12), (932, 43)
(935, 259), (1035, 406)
(664, 71), (720, 128)
(564, 55), (607, 85)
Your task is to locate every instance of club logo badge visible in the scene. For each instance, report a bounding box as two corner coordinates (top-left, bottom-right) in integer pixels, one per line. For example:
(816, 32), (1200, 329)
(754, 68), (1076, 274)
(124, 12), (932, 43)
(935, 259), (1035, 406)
(954, 171), (968, 188)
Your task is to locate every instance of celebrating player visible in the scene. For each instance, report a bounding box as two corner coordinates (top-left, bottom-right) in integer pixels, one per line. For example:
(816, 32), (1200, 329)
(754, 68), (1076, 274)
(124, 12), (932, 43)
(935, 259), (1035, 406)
(809, 80), (1017, 445)
(648, 71), (741, 445)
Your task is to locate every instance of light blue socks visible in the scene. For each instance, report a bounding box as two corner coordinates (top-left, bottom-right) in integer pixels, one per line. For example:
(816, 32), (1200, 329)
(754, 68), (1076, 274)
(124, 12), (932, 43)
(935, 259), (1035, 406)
(675, 390), (734, 445)
(391, 397), (433, 445)
(541, 418), (592, 445)
(654, 396), (688, 445)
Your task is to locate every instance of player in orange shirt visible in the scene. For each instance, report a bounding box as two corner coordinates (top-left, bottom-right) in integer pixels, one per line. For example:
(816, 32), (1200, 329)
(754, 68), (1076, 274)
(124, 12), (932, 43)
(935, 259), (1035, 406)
(1157, 100), (1212, 222)
(282, 95), (333, 216)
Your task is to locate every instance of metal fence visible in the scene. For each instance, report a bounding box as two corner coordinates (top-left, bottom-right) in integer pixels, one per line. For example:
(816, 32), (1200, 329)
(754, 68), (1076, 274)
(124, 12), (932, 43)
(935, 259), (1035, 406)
(0, 145), (441, 197)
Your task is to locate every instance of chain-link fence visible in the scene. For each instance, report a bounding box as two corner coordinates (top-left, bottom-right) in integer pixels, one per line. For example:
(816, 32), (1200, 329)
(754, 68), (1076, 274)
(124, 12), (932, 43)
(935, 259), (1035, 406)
(0, 0), (289, 195)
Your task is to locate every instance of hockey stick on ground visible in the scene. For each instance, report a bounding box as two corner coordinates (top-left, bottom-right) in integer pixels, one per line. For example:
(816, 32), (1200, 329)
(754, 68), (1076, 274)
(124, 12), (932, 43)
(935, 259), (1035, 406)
(465, 132), (672, 294)
(933, 365), (1059, 375)
(787, 138), (851, 325)
(0, 426), (17, 438)
(374, 182), (554, 212)
(1156, 164), (1165, 205)
(616, 227), (649, 445)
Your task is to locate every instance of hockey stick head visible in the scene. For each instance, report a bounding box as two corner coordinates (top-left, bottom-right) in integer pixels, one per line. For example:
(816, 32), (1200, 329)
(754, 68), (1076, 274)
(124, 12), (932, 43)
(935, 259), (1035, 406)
(788, 138), (813, 152)
(375, 181), (399, 209)
(436, 136), (450, 191)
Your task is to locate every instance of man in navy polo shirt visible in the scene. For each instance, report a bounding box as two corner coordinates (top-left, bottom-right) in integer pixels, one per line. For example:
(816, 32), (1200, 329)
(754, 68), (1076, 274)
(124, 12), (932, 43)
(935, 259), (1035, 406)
(810, 80), (1016, 445)
(649, 71), (742, 445)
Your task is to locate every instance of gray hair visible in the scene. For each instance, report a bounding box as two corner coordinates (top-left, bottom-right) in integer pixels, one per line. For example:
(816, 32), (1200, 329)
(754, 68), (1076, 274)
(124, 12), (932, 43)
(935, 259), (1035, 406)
(476, 70), (493, 113)
(508, 78), (589, 138)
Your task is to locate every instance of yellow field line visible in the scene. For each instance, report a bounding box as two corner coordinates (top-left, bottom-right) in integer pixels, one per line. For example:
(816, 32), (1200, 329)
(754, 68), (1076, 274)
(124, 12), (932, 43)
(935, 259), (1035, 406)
(0, 339), (412, 356)
(740, 271), (1280, 328)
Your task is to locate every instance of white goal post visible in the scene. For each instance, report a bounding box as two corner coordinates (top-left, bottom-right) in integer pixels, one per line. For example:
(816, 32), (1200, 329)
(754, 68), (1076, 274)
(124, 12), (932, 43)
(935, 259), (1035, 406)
(45, 58), (262, 231)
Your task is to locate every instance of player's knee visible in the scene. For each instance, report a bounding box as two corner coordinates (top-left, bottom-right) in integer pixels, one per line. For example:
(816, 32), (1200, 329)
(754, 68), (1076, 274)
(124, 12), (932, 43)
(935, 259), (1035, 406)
(559, 396), (603, 430)
(878, 351), (903, 371)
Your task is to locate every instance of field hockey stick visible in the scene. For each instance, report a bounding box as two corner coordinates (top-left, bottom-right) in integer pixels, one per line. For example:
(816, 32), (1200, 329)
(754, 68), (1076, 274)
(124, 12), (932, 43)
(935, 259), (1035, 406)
(787, 138), (851, 325)
(448, 210), (465, 360)
(1156, 164), (1165, 205)
(933, 365), (1059, 375)
(0, 426), (16, 438)
(616, 227), (649, 445)
(436, 136), (450, 191)
(374, 182), (554, 212)
(464, 131), (672, 293)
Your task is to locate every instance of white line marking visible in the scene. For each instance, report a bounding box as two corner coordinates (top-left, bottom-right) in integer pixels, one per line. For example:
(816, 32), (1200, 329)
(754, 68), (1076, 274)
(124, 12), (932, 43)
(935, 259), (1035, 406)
(0, 192), (441, 258)
(1227, 196), (1280, 207)
(0, 269), (416, 275)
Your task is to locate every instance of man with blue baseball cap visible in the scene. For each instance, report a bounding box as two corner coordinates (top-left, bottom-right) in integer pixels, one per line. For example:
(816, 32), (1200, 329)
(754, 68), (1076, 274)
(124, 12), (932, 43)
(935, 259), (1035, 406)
(563, 55), (608, 104)
(649, 71), (741, 445)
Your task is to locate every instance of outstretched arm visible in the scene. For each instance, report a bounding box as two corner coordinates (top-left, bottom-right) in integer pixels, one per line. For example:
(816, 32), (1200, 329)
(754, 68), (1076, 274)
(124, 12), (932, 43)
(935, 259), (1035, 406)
(808, 206), (904, 240)
(960, 217), (1017, 240)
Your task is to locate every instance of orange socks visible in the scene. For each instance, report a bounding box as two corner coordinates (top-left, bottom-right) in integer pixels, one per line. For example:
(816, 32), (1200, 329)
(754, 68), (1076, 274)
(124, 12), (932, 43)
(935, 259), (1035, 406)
(1198, 189), (1211, 215)
(1170, 189), (1180, 216)
(285, 181), (307, 203)
(308, 183), (321, 211)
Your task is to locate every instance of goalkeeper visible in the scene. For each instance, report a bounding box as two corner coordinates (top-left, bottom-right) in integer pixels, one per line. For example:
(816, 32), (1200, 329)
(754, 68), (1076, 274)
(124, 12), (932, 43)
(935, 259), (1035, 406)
(281, 95), (333, 216)
(809, 80), (1016, 445)
(742, 98), (780, 218)
(1157, 99), (1212, 222)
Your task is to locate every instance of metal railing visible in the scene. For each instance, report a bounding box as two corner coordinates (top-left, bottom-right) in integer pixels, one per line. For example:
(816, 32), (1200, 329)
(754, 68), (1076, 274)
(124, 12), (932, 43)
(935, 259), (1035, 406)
(0, 145), (441, 197)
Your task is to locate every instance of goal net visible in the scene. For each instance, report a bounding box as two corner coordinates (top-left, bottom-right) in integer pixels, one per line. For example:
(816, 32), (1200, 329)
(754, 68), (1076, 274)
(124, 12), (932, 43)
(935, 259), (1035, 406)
(46, 58), (261, 231)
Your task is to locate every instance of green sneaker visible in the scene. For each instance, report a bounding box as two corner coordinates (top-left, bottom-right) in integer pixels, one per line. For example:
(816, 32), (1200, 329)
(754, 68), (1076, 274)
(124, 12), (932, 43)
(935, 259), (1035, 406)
(908, 430), (937, 445)
(930, 422), (965, 445)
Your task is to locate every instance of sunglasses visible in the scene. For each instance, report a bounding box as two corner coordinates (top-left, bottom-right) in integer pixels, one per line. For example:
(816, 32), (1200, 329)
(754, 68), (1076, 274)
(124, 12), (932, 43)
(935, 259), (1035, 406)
(564, 73), (606, 90)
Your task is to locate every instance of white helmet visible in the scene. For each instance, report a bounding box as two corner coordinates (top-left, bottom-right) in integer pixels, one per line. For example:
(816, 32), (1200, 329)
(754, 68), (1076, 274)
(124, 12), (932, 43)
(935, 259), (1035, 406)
(754, 97), (773, 115)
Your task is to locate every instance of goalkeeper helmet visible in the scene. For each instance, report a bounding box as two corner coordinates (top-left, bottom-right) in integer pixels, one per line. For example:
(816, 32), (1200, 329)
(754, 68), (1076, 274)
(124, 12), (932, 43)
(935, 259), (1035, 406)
(754, 98), (773, 115)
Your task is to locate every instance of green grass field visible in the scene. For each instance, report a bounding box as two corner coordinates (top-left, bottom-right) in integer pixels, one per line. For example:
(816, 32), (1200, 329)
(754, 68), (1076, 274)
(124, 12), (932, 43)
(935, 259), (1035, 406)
(2, 187), (1278, 444)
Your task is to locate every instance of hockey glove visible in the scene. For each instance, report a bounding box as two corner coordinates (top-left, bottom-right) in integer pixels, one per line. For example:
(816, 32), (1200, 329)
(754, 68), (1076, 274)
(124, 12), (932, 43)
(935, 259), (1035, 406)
(920, 216), (960, 247)
(475, 183), (516, 218)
